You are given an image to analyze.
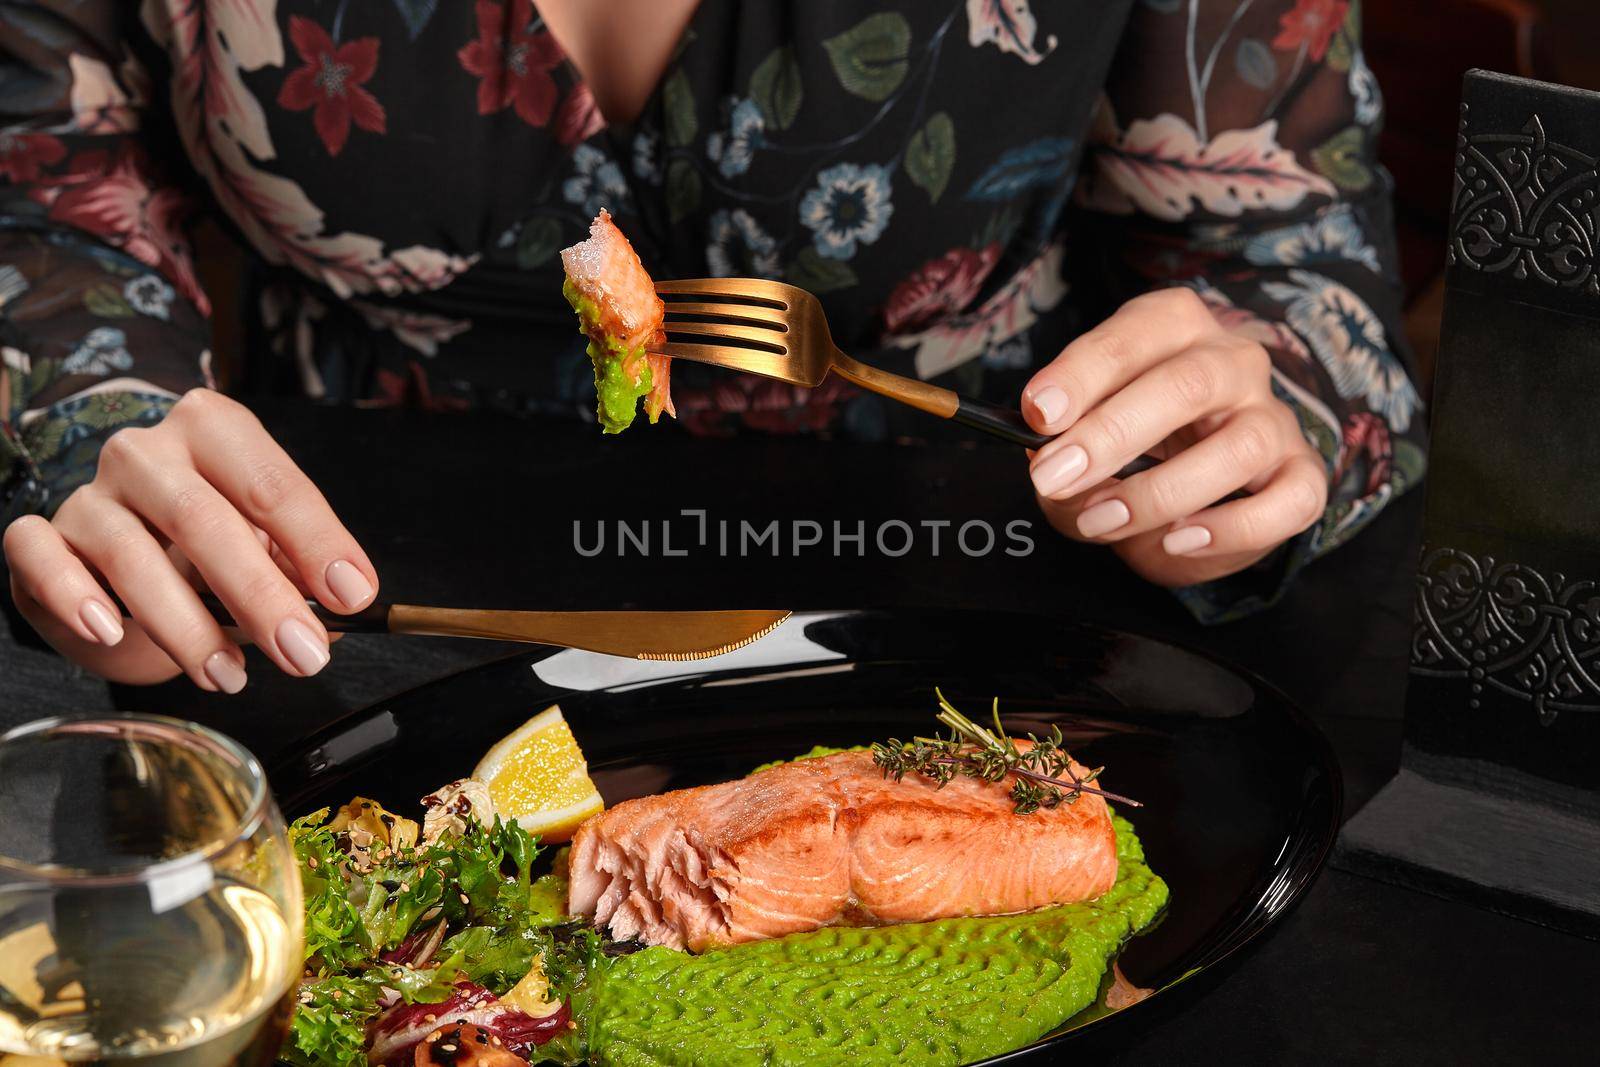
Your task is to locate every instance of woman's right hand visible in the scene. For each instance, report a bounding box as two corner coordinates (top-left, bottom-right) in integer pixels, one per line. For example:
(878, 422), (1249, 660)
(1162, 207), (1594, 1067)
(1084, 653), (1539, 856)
(3, 388), (378, 692)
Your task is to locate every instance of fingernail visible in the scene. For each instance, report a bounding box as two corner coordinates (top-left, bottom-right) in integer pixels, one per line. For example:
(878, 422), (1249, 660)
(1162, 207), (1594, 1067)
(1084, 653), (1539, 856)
(1031, 444), (1088, 497)
(1030, 386), (1069, 427)
(276, 617), (331, 676)
(79, 600), (124, 646)
(1163, 525), (1213, 555)
(203, 651), (248, 695)
(325, 560), (375, 610)
(1077, 499), (1131, 538)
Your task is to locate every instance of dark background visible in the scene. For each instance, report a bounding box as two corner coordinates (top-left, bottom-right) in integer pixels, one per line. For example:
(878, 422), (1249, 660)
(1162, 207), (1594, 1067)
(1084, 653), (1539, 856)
(1530, 0), (1600, 86)
(5, 4), (1600, 1063)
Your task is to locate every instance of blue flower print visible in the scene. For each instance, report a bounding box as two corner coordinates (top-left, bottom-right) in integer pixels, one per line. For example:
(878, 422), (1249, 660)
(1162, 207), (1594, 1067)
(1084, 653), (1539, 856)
(707, 98), (765, 179)
(799, 162), (894, 260)
(706, 209), (781, 278)
(563, 144), (630, 217)
(62, 326), (133, 376)
(1244, 207), (1381, 273)
(632, 129), (662, 184)
(1262, 270), (1419, 433)
(123, 274), (175, 320)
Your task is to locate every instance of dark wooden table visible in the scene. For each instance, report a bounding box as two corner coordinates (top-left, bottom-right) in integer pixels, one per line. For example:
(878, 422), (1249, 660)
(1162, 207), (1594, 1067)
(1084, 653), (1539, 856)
(1, 400), (1591, 1063)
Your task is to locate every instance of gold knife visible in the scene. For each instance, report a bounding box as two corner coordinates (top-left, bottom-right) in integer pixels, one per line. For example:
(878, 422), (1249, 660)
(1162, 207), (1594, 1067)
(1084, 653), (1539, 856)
(191, 594), (791, 661)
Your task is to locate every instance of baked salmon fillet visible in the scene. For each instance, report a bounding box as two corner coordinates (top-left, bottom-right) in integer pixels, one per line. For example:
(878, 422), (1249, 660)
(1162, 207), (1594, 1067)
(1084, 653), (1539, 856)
(560, 210), (673, 434)
(567, 749), (1119, 951)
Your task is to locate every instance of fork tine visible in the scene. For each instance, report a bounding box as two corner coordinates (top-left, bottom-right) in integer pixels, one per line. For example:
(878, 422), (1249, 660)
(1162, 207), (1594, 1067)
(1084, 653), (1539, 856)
(662, 320), (788, 352)
(652, 342), (802, 382)
(656, 277), (790, 306)
(660, 301), (789, 328)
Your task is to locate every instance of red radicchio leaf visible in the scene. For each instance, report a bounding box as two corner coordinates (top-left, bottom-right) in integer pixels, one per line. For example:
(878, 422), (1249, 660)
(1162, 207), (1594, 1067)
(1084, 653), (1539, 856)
(379, 920), (446, 969)
(368, 982), (570, 1065)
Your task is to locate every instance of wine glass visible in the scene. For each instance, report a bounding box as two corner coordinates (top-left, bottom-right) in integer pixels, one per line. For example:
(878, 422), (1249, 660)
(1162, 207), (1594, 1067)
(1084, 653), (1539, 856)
(0, 716), (303, 1066)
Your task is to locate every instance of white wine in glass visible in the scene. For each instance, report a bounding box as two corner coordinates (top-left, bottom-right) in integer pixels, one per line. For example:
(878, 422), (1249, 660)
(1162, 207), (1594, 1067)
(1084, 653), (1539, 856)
(0, 716), (303, 1065)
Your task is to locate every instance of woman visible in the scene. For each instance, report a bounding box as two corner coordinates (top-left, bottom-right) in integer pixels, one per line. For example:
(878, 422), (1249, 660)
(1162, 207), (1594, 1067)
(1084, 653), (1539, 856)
(0, 0), (1421, 693)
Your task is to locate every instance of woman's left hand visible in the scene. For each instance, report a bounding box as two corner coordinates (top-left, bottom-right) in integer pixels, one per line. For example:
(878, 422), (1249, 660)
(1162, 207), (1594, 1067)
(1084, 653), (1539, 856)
(1022, 288), (1329, 588)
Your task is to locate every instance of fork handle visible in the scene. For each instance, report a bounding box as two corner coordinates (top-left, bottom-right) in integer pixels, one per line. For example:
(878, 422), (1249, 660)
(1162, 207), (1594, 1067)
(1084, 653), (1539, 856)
(830, 356), (1161, 476)
(951, 402), (1162, 479)
(952, 395), (1051, 449)
(829, 352), (1051, 448)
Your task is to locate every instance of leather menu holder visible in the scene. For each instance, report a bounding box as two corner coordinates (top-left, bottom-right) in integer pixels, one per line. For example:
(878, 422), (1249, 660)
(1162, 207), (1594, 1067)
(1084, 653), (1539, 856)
(1336, 71), (1600, 938)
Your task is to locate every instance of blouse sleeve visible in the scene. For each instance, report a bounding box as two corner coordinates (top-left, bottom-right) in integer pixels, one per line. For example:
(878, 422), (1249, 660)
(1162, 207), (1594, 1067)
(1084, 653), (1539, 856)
(1, 0), (211, 525)
(1077, 0), (1425, 620)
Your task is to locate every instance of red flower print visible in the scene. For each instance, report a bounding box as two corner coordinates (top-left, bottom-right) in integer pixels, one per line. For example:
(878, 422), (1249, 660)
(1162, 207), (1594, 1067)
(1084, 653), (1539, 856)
(0, 131), (66, 184)
(1272, 0), (1350, 62)
(555, 83), (606, 147)
(38, 143), (209, 315)
(882, 244), (1003, 335)
(1339, 411), (1392, 495)
(277, 16), (386, 157)
(458, 0), (566, 127)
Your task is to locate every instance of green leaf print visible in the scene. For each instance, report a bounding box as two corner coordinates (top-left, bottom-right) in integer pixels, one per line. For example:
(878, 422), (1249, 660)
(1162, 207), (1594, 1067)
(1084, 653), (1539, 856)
(666, 158), (702, 223)
(750, 46), (803, 130)
(787, 246), (858, 293)
(1393, 436), (1427, 485)
(1324, 0), (1361, 72)
(83, 284), (135, 318)
(823, 13), (911, 103)
(906, 112), (955, 203)
(663, 68), (698, 147)
(20, 412), (66, 465)
(1310, 126), (1372, 192)
(515, 217), (564, 270)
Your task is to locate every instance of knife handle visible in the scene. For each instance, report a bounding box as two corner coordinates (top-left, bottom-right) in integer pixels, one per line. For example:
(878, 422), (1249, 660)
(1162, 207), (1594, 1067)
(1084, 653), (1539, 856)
(192, 592), (391, 633)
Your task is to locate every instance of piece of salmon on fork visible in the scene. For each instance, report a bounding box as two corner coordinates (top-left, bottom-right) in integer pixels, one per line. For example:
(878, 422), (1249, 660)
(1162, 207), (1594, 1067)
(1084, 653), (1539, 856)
(560, 210), (674, 434)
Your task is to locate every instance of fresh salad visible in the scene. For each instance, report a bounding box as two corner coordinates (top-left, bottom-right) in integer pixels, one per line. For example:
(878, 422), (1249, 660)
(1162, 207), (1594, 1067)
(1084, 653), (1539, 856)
(284, 787), (605, 1067)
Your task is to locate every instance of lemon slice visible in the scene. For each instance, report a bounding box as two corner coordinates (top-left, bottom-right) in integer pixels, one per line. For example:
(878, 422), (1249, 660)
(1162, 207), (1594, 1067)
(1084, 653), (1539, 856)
(473, 705), (603, 843)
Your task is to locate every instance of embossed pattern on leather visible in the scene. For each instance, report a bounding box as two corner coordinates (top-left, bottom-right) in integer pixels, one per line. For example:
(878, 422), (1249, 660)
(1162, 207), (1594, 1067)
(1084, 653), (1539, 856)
(1413, 545), (1600, 723)
(1450, 109), (1600, 293)
(1446, 71), (1600, 320)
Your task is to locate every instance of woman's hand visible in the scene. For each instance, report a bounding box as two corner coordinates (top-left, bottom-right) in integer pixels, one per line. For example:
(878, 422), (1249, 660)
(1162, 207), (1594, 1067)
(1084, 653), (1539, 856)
(1022, 288), (1328, 588)
(4, 388), (378, 691)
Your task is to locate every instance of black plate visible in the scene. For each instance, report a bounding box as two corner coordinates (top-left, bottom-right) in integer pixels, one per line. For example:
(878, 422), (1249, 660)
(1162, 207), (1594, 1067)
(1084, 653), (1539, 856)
(269, 609), (1341, 1064)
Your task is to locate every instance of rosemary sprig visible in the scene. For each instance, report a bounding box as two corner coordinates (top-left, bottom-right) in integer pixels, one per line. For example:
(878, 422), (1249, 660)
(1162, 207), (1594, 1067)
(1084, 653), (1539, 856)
(871, 689), (1142, 814)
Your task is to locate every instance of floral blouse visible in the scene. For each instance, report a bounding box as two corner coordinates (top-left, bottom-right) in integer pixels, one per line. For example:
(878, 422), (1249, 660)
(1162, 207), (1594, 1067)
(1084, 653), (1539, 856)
(0, 0), (1422, 620)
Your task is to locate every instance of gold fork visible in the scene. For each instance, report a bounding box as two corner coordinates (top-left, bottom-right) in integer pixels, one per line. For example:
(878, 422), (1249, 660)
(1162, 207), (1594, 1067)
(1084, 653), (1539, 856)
(654, 277), (1053, 448)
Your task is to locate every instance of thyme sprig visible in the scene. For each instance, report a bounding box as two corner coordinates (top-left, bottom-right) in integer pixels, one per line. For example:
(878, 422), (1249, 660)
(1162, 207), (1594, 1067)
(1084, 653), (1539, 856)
(871, 689), (1142, 815)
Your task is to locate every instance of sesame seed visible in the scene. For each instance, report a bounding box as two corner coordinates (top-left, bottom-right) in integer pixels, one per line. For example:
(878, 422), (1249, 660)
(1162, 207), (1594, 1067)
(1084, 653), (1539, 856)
(426, 1030), (441, 1042)
(424, 1013), (437, 1023)
(459, 893), (470, 904)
